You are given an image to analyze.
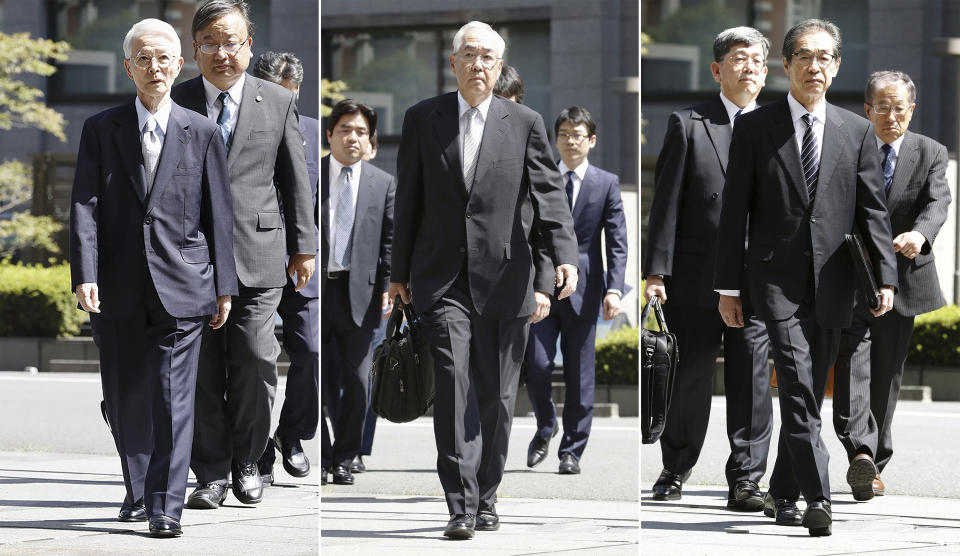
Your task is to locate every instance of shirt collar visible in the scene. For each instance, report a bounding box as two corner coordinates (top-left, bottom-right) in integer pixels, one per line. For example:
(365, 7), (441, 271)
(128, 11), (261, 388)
(875, 132), (906, 156)
(558, 158), (590, 181)
(135, 96), (171, 134)
(787, 92), (826, 126)
(457, 91), (493, 122)
(329, 155), (362, 181)
(719, 92), (757, 124)
(202, 73), (246, 108)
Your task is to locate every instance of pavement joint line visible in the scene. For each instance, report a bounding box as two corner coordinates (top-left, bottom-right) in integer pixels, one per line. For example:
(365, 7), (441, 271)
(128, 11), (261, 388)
(642, 500), (960, 525)
(829, 545), (960, 555)
(509, 542), (638, 555)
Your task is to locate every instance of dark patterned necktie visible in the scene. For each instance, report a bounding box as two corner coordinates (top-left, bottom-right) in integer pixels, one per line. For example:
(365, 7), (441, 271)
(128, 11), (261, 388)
(881, 143), (895, 196)
(800, 114), (819, 201)
(565, 170), (575, 210)
(217, 91), (233, 149)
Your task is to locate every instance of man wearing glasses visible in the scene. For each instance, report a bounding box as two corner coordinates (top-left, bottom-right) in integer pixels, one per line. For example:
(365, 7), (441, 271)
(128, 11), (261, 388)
(172, 0), (315, 509)
(644, 27), (774, 512)
(715, 19), (898, 536)
(390, 21), (578, 539)
(831, 71), (950, 502)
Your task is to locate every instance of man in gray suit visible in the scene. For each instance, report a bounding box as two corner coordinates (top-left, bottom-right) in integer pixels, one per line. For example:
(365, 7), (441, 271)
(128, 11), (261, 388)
(832, 71), (951, 501)
(171, 0), (315, 508)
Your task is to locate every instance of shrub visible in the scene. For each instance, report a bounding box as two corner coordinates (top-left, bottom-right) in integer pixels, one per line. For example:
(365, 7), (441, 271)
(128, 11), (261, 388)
(596, 325), (638, 384)
(909, 305), (960, 367)
(0, 259), (86, 337)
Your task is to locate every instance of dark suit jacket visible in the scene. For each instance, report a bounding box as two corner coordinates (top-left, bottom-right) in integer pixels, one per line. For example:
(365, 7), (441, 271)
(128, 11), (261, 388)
(884, 131), (951, 316)
(715, 98), (898, 328)
(284, 115), (320, 300)
(643, 95), (733, 309)
(321, 156), (396, 329)
(171, 75), (315, 288)
(70, 100), (238, 319)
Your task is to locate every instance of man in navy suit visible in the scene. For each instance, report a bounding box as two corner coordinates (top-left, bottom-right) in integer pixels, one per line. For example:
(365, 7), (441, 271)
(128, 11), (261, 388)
(251, 51), (318, 484)
(70, 18), (236, 537)
(524, 106), (627, 475)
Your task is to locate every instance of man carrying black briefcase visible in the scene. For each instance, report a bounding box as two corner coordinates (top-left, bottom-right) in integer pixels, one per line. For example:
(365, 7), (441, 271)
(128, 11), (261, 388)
(641, 297), (678, 445)
(370, 298), (435, 423)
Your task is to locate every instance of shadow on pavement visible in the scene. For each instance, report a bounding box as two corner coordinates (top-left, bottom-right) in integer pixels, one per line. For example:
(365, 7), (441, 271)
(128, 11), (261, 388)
(320, 496), (438, 504)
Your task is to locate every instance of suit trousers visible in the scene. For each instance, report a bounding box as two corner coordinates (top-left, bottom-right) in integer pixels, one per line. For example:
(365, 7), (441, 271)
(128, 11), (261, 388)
(765, 298), (838, 502)
(424, 276), (529, 515)
(322, 276), (375, 468)
(525, 298), (596, 460)
(192, 285), (282, 484)
(833, 303), (915, 472)
(92, 276), (203, 520)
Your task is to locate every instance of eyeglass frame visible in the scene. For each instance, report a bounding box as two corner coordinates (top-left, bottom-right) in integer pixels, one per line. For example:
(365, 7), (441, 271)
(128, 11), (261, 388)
(789, 49), (838, 68)
(868, 103), (915, 116)
(128, 50), (178, 70)
(195, 37), (250, 56)
(557, 131), (592, 143)
(455, 49), (502, 70)
(725, 53), (767, 69)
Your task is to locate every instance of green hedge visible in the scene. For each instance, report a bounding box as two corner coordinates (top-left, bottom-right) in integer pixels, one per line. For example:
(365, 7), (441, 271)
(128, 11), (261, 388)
(909, 305), (960, 367)
(0, 259), (86, 337)
(595, 325), (638, 384)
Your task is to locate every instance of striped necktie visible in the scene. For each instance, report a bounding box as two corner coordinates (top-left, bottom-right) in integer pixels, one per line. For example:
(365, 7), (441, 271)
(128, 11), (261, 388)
(217, 91), (233, 149)
(800, 114), (819, 201)
(880, 143), (895, 196)
(142, 117), (162, 192)
(462, 107), (481, 191)
(334, 166), (354, 267)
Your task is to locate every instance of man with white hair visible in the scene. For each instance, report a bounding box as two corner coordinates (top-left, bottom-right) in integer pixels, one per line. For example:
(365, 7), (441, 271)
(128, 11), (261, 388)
(390, 20), (578, 539)
(70, 18), (236, 537)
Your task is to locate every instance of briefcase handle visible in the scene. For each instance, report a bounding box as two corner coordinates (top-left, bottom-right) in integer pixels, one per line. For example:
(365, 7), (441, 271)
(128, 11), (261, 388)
(640, 297), (669, 334)
(385, 295), (407, 340)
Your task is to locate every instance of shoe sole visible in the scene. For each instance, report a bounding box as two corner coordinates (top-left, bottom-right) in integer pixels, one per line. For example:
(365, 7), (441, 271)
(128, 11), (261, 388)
(475, 523), (499, 531)
(558, 468), (580, 475)
(118, 515), (148, 522)
(847, 457), (878, 501)
(443, 529), (475, 540)
(185, 495), (226, 510)
(149, 529), (183, 538)
(282, 461), (312, 478)
(651, 492), (680, 501)
(727, 497), (764, 512)
(802, 508), (832, 536)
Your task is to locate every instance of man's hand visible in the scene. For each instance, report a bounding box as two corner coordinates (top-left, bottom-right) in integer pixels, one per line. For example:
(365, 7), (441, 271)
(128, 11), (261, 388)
(555, 264), (578, 300)
(718, 294), (744, 328)
(389, 282), (412, 305)
(602, 292), (621, 320)
(870, 285), (895, 317)
(529, 291), (551, 323)
(209, 295), (232, 329)
(76, 283), (101, 313)
(644, 275), (666, 303)
(893, 231), (926, 259)
(287, 254), (316, 291)
(382, 291), (394, 319)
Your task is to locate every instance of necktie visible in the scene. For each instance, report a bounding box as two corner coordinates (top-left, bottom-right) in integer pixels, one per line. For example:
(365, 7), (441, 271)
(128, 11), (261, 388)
(217, 91), (233, 149)
(462, 107), (481, 191)
(142, 117), (162, 192)
(800, 114), (819, 201)
(565, 170), (575, 210)
(334, 166), (354, 267)
(880, 143), (895, 196)
(733, 108), (742, 123)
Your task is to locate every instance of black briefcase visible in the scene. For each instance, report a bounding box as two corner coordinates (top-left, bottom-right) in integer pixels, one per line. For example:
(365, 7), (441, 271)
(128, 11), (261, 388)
(641, 297), (678, 444)
(844, 233), (882, 310)
(369, 297), (435, 423)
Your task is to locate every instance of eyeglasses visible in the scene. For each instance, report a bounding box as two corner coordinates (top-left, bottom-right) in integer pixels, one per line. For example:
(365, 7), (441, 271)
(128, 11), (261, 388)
(726, 54), (766, 68)
(558, 132), (590, 143)
(457, 50), (501, 69)
(197, 38), (248, 56)
(790, 49), (837, 67)
(870, 104), (913, 116)
(130, 50), (176, 70)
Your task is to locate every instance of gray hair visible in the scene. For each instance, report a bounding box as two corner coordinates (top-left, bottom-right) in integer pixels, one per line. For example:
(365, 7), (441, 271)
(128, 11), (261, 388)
(713, 26), (770, 62)
(865, 70), (917, 104)
(191, 0), (254, 40)
(452, 21), (505, 58)
(252, 51), (304, 86)
(783, 19), (841, 64)
(123, 19), (181, 59)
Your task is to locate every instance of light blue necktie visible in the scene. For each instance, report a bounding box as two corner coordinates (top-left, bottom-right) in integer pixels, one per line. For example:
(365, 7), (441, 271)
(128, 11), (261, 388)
(217, 91), (233, 149)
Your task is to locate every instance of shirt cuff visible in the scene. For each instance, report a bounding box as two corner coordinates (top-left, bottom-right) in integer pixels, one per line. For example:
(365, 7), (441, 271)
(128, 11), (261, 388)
(715, 289), (740, 296)
(606, 289), (622, 298)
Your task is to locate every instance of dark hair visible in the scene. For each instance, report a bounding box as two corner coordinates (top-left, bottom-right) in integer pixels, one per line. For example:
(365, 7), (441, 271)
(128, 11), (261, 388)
(554, 106), (596, 138)
(712, 26), (770, 62)
(864, 70), (917, 104)
(782, 19), (841, 64)
(325, 99), (377, 137)
(192, 0), (254, 40)
(494, 65), (524, 104)
(252, 51), (304, 86)
(369, 129), (379, 151)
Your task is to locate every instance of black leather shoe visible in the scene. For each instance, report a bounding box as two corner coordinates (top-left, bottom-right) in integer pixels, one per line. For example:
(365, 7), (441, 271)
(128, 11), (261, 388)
(331, 465), (354, 485)
(148, 515), (182, 537)
(231, 461), (263, 504)
(321, 468), (328, 485)
(350, 455), (366, 474)
(558, 453), (581, 474)
(762, 493), (803, 526)
(527, 428), (558, 468)
(186, 483), (228, 509)
(727, 480), (764, 511)
(651, 469), (690, 501)
(443, 514), (476, 539)
(475, 505), (499, 531)
(258, 459), (274, 487)
(847, 453), (878, 501)
(274, 434), (311, 478)
(802, 500), (832, 537)
(117, 498), (147, 522)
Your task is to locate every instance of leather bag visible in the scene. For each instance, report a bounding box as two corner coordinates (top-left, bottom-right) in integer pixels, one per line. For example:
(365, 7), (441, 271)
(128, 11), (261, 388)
(641, 296), (678, 444)
(369, 296), (435, 423)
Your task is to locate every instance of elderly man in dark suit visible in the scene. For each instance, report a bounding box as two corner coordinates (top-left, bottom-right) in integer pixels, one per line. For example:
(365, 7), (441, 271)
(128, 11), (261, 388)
(715, 19), (898, 536)
(171, 0), (315, 509)
(70, 18), (236, 537)
(643, 27), (774, 511)
(250, 50), (319, 484)
(390, 21), (579, 540)
(832, 70), (951, 501)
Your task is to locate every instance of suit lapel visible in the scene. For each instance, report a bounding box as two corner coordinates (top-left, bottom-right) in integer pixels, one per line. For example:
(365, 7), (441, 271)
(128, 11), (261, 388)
(471, 96), (508, 197)
(320, 156), (330, 266)
(227, 75), (261, 169)
(572, 165), (597, 221)
(430, 93), (467, 199)
(179, 76), (209, 117)
(113, 102), (148, 206)
(815, 103), (848, 207)
(699, 95), (732, 175)
(887, 131), (917, 206)
(145, 104), (190, 215)
(769, 99), (809, 206)
(350, 161), (375, 263)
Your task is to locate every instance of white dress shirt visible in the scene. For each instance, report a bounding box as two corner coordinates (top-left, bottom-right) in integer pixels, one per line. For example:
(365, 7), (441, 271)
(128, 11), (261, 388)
(134, 96), (171, 140)
(876, 133), (905, 174)
(457, 91), (493, 168)
(718, 92), (757, 128)
(327, 155), (362, 271)
(558, 159), (589, 210)
(202, 73), (245, 132)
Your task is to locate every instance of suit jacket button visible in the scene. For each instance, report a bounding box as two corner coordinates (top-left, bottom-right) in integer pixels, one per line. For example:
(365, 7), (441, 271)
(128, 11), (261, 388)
(458, 247), (465, 253)
(803, 250), (812, 257)
(810, 217), (817, 223)
(465, 211), (472, 219)
(144, 216), (153, 225)
(711, 192), (719, 199)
